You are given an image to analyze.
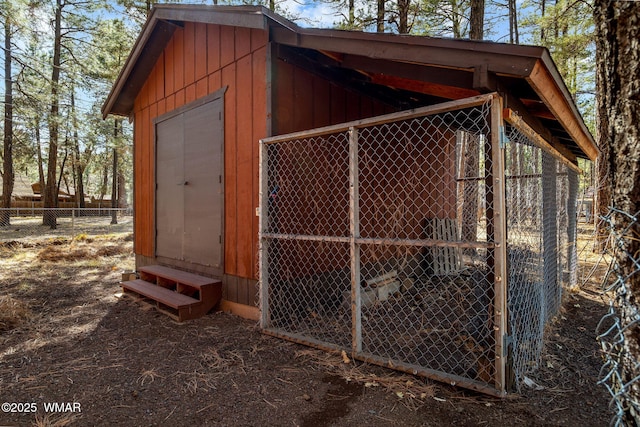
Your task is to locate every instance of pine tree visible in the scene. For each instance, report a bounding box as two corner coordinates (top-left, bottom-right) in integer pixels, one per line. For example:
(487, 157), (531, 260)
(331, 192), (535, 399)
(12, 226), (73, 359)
(594, 2), (640, 423)
(1, 2), (14, 226)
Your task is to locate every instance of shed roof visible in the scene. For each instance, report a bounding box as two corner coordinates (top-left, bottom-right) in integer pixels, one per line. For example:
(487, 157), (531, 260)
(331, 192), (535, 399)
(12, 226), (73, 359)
(102, 4), (597, 162)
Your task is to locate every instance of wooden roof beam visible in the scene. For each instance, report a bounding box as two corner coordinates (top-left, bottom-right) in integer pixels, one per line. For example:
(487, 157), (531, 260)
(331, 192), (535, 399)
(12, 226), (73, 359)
(472, 65), (578, 163)
(271, 27), (540, 77)
(504, 94), (578, 163)
(274, 44), (412, 109)
(472, 64), (497, 93)
(370, 74), (480, 100)
(339, 54), (474, 92)
(520, 99), (556, 120)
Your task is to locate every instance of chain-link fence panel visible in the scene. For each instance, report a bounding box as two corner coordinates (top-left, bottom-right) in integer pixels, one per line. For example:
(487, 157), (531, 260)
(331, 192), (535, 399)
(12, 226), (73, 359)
(356, 106), (496, 389)
(504, 127), (545, 391)
(261, 131), (352, 350)
(0, 208), (133, 242)
(260, 95), (505, 395)
(504, 124), (579, 391)
(260, 95), (580, 396)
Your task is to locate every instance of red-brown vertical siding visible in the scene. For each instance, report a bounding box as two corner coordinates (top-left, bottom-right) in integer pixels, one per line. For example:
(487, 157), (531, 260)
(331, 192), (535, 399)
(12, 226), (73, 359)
(270, 59), (399, 278)
(273, 58), (396, 135)
(132, 23), (268, 287)
(251, 38), (268, 278)
(222, 62), (237, 276)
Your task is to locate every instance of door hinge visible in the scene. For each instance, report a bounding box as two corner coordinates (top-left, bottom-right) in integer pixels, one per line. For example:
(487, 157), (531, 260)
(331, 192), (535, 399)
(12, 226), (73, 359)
(219, 235), (222, 244)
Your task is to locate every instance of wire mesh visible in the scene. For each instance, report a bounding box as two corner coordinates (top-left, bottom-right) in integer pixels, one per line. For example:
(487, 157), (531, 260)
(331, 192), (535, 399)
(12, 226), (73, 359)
(261, 131), (352, 349)
(0, 208), (133, 241)
(260, 97), (502, 394)
(504, 125), (579, 391)
(260, 96), (580, 395)
(356, 109), (495, 386)
(597, 208), (640, 427)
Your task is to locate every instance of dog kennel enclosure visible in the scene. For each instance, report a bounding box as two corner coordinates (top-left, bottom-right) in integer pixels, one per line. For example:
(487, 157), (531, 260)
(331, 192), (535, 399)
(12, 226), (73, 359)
(259, 93), (580, 396)
(101, 5), (595, 397)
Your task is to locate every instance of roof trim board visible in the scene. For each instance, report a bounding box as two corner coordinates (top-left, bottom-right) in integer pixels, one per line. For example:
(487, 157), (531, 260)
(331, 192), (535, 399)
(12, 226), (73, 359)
(526, 59), (598, 161)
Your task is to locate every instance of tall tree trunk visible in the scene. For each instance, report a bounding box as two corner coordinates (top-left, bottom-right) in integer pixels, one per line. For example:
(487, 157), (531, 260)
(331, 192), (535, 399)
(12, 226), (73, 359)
(348, 0), (355, 29)
(111, 120), (119, 225)
(100, 160), (108, 202)
(397, 0), (409, 34)
(469, 0), (484, 40)
(594, 147), (610, 248)
(117, 170), (127, 209)
(71, 91), (85, 208)
(595, 1), (640, 424)
(1, 16), (13, 226)
(111, 148), (118, 224)
(459, 132), (480, 245)
(57, 149), (68, 206)
(451, 0), (463, 38)
(540, 0), (546, 42)
(43, 0), (62, 229)
(376, 0), (385, 32)
(508, 0), (519, 44)
(36, 120), (45, 193)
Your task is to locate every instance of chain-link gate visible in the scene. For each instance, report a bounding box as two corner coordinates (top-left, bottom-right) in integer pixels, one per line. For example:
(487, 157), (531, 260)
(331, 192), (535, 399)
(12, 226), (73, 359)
(259, 93), (578, 396)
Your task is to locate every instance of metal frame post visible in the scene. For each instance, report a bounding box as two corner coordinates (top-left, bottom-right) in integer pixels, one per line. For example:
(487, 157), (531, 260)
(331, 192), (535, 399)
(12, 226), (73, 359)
(490, 94), (508, 395)
(542, 151), (558, 318)
(259, 139), (271, 329)
(349, 126), (362, 355)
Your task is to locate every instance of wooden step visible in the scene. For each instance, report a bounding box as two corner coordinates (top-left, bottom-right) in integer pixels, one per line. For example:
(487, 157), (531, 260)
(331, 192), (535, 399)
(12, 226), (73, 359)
(139, 265), (216, 289)
(122, 265), (222, 322)
(122, 279), (199, 309)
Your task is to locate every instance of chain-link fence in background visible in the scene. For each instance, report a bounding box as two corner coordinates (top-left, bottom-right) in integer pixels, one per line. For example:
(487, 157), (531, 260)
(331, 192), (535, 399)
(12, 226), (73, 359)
(597, 208), (640, 427)
(259, 93), (579, 396)
(0, 208), (133, 241)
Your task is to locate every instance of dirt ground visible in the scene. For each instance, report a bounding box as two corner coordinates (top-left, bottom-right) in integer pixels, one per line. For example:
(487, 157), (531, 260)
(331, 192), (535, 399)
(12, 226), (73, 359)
(0, 230), (613, 426)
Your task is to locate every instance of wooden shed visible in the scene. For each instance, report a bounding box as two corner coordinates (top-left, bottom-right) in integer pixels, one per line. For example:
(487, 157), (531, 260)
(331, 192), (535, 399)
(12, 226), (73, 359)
(103, 5), (597, 394)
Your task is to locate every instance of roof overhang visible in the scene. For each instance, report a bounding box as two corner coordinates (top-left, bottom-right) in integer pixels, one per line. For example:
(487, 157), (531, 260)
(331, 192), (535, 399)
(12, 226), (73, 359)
(102, 5), (284, 119)
(102, 5), (598, 162)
